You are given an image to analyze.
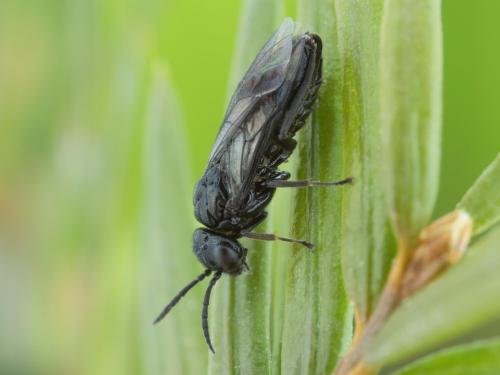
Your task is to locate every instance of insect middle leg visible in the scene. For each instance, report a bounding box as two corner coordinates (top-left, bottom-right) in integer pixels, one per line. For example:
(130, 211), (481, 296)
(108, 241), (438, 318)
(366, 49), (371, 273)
(241, 230), (314, 250)
(240, 205), (314, 250)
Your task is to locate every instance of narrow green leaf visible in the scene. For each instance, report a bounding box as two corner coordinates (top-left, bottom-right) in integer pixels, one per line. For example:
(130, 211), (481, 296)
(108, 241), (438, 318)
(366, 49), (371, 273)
(364, 224), (500, 369)
(334, 0), (395, 323)
(278, 3), (353, 374)
(392, 338), (500, 375)
(457, 153), (500, 236)
(380, 0), (443, 247)
(208, 2), (282, 374)
(269, 184), (293, 375)
(138, 64), (207, 375)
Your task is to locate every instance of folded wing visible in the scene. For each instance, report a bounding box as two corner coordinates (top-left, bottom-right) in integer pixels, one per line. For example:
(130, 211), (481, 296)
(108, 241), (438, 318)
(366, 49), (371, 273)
(207, 19), (297, 207)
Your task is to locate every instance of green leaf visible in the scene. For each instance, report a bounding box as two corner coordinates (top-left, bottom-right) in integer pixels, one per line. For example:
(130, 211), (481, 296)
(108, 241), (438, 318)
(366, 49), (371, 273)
(208, 2), (282, 375)
(457, 153), (500, 236)
(277, 3), (354, 375)
(333, 0), (396, 323)
(364, 223), (500, 369)
(138, 64), (207, 374)
(392, 338), (500, 375)
(380, 0), (443, 247)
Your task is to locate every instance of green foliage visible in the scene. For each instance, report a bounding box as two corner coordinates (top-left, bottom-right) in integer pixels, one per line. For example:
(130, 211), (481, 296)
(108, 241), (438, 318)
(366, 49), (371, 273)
(1, 0), (499, 375)
(336, 1), (500, 374)
(280, 3), (352, 374)
(392, 338), (500, 375)
(333, 0), (395, 324)
(380, 0), (442, 247)
(457, 154), (500, 236)
(365, 224), (500, 369)
(139, 66), (207, 374)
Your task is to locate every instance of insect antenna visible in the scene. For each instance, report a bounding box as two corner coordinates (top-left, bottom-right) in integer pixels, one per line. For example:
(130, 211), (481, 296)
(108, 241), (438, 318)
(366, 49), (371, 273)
(153, 269), (212, 325)
(202, 271), (223, 354)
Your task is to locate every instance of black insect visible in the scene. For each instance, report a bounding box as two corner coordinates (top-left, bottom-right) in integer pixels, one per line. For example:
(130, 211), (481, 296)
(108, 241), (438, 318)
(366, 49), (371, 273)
(154, 18), (351, 353)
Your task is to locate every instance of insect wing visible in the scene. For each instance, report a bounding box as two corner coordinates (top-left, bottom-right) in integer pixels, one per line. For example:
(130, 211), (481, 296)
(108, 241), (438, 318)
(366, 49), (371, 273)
(218, 101), (276, 203)
(208, 19), (297, 164)
(229, 18), (296, 104)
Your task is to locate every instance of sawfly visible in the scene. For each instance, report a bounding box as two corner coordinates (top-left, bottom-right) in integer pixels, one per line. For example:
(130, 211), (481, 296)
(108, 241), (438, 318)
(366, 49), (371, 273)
(154, 18), (351, 353)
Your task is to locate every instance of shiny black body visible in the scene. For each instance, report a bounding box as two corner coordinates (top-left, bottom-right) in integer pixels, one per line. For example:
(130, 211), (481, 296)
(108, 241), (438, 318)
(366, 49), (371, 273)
(193, 21), (322, 270)
(154, 19), (325, 354)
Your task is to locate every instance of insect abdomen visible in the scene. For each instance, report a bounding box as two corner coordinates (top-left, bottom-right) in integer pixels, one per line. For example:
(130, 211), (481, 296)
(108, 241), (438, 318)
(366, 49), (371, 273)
(258, 33), (323, 172)
(193, 166), (228, 229)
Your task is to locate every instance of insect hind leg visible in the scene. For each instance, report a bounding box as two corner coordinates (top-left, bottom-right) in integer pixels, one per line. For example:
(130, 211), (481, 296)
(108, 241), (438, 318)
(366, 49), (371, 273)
(264, 177), (353, 189)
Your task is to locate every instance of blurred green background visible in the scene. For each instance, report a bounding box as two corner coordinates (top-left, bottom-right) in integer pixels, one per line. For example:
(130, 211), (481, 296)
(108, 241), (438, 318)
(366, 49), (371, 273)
(0, 0), (498, 374)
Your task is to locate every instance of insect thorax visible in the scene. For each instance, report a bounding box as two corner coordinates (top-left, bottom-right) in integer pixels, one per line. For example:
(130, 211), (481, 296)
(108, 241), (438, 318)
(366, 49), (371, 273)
(193, 164), (275, 235)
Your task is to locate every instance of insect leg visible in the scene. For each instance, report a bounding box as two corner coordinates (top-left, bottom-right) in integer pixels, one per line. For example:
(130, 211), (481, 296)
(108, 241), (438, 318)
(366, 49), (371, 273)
(245, 191), (274, 215)
(241, 231), (314, 250)
(264, 177), (353, 188)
